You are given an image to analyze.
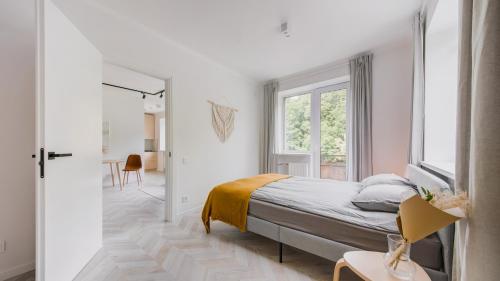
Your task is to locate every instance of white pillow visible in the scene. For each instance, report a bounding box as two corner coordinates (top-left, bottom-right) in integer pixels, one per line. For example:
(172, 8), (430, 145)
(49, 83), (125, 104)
(352, 184), (417, 213)
(361, 173), (411, 187)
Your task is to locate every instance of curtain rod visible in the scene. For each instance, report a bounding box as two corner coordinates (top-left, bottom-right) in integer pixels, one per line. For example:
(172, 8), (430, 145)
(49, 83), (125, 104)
(102, 82), (164, 96)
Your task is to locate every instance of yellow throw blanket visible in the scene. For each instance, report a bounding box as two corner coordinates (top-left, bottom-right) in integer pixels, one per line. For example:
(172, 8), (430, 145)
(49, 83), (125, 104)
(202, 174), (290, 233)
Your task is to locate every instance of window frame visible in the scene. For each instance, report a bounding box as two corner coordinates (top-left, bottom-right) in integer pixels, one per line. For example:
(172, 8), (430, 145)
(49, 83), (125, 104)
(279, 81), (350, 178)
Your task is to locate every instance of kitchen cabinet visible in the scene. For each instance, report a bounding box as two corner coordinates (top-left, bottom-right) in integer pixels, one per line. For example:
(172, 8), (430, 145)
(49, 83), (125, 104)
(144, 152), (157, 170)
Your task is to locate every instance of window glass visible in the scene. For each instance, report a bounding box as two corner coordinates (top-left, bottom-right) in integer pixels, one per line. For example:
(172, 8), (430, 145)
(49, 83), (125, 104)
(320, 89), (347, 180)
(284, 93), (311, 152)
(424, 0), (458, 172)
(280, 82), (349, 180)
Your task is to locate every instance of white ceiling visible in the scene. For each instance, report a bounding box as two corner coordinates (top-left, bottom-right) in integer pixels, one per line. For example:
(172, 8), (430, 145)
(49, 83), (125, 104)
(55, 0), (421, 81)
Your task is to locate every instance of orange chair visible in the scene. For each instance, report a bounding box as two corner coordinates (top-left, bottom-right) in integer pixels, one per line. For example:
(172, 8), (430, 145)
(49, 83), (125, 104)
(122, 154), (142, 188)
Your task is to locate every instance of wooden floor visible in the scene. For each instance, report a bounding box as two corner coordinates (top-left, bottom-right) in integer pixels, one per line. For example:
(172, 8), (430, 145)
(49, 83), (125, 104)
(74, 184), (357, 281)
(139, 170), (166, 201)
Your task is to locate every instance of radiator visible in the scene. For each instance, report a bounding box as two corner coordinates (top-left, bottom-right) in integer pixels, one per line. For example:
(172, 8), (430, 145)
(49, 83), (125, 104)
(275, 153), (312, 177)
(287, 162), (310, 177)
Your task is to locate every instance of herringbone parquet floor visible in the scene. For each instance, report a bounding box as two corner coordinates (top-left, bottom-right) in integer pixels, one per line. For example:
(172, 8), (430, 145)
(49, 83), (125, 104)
(74, 184), (358, 281)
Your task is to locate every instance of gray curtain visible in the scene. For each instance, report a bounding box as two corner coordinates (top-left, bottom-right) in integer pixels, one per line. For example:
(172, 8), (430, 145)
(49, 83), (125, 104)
(349, 54), (373, 181)
(454, 0), (500, 280)
(262, 81), (279, 173)
(409, 12), (425, 165)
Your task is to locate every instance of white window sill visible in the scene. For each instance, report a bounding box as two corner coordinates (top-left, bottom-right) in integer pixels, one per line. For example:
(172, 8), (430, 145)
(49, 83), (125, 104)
(274, 153), (312, 163)
(420, 161), (455, 179)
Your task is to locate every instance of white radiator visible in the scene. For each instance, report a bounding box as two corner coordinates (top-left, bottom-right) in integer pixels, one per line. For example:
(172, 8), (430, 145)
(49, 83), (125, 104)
(274, 153), (312, 177)
(288, 162), (310, 177)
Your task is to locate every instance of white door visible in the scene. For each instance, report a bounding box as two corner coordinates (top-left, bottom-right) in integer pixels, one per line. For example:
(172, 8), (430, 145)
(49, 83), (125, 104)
(36, 1), (102, 280)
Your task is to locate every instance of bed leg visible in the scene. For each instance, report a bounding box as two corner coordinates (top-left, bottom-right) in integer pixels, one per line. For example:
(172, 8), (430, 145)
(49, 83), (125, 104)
(279, 242), (283, 263)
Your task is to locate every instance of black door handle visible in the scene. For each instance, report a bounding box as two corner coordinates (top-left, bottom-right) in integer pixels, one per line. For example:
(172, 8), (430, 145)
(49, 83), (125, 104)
(48, 152), (73, 160)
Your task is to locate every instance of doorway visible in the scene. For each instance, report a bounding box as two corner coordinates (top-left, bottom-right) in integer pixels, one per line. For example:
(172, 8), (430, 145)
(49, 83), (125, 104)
(101, 63), (172, 212)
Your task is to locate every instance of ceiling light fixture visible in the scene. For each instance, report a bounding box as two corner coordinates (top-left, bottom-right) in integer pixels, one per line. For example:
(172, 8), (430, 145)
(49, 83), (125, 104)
(281, 22), (290, 38)
(142, 93), (146, 99)
(159, 93), (163, 98)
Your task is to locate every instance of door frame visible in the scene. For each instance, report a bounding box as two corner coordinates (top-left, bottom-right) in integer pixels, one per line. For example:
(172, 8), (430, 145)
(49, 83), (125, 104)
(163, 78), (176, 222)
(99, 68), (176, 221)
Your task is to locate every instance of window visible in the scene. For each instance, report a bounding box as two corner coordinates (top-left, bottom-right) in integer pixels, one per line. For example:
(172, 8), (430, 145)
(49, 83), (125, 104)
(423, 0), (459, 176)
(320, 88), (347, 180)
(281, 82), (349, 180)
(284, 93), (311, 152)
(159, 118), (165, 151)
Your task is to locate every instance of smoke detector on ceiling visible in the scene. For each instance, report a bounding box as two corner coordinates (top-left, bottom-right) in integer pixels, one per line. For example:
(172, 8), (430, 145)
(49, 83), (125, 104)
(281, 22), (290, 38)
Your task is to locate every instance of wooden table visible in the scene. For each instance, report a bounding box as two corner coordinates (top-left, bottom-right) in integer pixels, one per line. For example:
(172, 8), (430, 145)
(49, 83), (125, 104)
(103, 159), (125, 190)
(333, 251), (430, 281)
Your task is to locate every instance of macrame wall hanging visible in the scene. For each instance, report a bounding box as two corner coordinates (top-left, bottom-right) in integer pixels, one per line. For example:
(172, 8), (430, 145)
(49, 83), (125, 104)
(208, 100), (238, 143)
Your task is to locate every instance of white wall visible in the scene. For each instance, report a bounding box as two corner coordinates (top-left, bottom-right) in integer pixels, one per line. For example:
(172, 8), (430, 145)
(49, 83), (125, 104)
(102, 86), (145, 165)
(102, 63), (166, 179)
(170, 64), (260, 214)
(372, 39), (413, 176)
(0, 0), (36, 279)
(53, 0), (411, 212)
(53, 1), (262, 214)
(279, 60), (349, 92)
(277, 39), (413, 177)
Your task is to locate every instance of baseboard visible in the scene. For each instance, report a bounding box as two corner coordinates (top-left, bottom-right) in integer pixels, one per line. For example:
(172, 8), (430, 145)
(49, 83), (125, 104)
(0, 261), (35, 281)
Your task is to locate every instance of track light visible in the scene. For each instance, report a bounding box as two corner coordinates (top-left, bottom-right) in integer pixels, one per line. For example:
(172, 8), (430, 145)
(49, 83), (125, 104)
(102, 83), (164, 100)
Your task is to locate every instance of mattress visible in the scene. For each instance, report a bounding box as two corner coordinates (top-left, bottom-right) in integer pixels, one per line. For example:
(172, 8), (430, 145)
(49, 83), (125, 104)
(251, 177), (398, 232)
(248, 177), (444, 271)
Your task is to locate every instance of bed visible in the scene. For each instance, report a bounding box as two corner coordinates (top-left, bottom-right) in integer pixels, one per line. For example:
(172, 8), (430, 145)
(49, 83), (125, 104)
(244, 165), (453, 281)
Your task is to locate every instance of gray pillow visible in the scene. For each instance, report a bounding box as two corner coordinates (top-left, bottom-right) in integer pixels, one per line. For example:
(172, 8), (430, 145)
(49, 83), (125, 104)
(352, 184), (417, 213)
(361, 173), (411, 187)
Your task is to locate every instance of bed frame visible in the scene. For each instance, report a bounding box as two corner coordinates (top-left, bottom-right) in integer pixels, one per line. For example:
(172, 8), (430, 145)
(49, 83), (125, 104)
(246, 165), (453, 281)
